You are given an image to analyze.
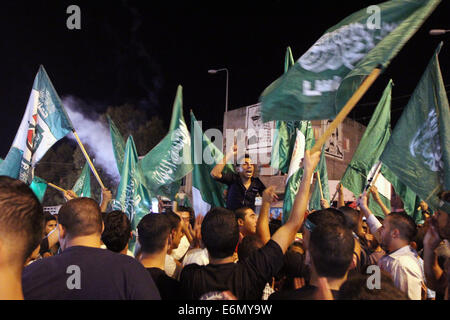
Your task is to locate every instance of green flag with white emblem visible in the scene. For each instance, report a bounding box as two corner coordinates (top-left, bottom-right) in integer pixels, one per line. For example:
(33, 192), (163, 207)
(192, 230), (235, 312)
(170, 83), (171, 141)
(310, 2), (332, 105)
(260, 0), (441, 122)
(380, 43), (450, 213)
(112, 136), (152, 252)
(139, 85), (193, 199)
(72, 162), (91, 198)
(341, 80), (393, 218)
(0, 65), (73, 184)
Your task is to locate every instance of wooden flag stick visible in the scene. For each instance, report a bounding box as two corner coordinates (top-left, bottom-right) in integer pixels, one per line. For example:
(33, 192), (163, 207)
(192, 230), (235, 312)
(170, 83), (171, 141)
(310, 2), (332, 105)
(316, 172), (324, 200)
(47, 182), (67, 193)
(311, 67), (382, 154)
(330, 186), (339, 203)
(72, 130), (106, 190)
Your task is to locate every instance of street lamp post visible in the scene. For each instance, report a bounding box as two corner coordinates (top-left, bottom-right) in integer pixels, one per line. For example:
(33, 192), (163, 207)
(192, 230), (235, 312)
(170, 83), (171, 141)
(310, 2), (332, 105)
(208, 68), (229, 113)
(429, 29), (450, 36)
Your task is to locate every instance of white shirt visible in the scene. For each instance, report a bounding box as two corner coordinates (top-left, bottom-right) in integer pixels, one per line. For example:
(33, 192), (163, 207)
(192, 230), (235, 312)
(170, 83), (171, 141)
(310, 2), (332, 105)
(182, 248), (210, 267)
(170, 235), (190, 261)
(165, 254), (182, 280)
(378, 245), (425, 300)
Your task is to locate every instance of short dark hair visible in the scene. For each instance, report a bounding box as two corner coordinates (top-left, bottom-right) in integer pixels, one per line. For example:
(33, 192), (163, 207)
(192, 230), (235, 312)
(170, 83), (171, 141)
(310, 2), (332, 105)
(309, 223), (354, 278)
(237, 234), (263, 261)
(338, 272), (409, 300)
(44, 212), (57, 223)
(235, 206), (252, 221)
(338, 206), (360, 233)
(306, 208), (346, 231)
(177, 205), (195, 227)
(0, 176), (44, 264)
(162, 209), (181, 231)
(202, 207), (239, 259)
(58, 197), (103, 239)
(137, 213), (171, 254)
(387, 211), (417, 242)
(101, 210), (131, 253)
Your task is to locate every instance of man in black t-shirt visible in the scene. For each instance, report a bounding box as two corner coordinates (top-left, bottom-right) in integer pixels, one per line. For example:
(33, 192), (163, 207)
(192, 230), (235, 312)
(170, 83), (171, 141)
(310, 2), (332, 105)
(22, 198), (160, 300)
(211, 145), (265, 211)
(269, 210), (355, 300)
(137, 213), (184, 300)
(181, 150), (321, 300)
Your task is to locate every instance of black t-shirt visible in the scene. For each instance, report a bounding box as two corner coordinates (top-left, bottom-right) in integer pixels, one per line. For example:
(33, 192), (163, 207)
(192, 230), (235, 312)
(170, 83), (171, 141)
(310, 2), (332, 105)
(147, 267), (184, 300)
(268, 284), (340, 300)
(216, 172), (266, 211)
(180, 239), (284, 300)
(22, 246), (161, 300)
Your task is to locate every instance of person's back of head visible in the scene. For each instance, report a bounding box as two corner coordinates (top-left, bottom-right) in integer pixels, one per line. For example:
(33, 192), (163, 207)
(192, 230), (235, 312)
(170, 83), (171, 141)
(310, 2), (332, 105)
(202, 207), (239, 259)
(137, 213), (171, 254)
(57, 197), (103, 241)
(338, 206), (360, 233)
(387, 211), (417, 243)
(237, 234), (264, 261)
(306, 208), (346, 230)
(338, 272), (409, 300)
(0, 176), (44, 266)
(309, 223), (354, 279)
(101, 210), (131, 253)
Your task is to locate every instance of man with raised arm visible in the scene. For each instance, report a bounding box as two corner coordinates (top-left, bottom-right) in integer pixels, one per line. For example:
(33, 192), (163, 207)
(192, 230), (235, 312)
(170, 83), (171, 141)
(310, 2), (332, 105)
(357, 192), (428, 300)
(211, 145), (265, 211)
(181, 150), (320, 300)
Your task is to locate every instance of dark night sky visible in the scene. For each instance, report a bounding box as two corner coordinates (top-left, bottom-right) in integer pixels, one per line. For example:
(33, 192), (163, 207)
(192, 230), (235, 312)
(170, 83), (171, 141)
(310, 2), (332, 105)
(0, 0), (449, 157)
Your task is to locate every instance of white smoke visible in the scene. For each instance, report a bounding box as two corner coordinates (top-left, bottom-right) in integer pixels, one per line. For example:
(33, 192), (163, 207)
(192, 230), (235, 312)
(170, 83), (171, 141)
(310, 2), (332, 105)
(62, 96), (120, 182)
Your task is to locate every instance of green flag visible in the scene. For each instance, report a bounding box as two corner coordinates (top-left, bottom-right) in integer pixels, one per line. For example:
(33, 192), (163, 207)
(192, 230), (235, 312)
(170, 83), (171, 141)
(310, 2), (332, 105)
(29, 176), (48, 203)
(260, 0), (441, 122)
(341, 80), (393, 218)
(380, 43), (450, 213)
(190, 111), (233, 215)
(0, 157), (48, 202)
(380, 165), (423, 223)
(107, 115), (126, 176)
(0, 65), (74, 184)
(72, 162), (91, 198)
(139, 85), (193, 199)
(282, 121), (315, 224)
(112, 136), (152, 252)
(270, 47), (302, 174)
(309, 147), (330, 211)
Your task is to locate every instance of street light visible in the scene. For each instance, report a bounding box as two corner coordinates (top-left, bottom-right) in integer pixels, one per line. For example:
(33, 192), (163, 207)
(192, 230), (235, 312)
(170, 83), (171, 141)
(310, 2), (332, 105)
(429, 29), (450, 36)
(208, 68), (229, 113)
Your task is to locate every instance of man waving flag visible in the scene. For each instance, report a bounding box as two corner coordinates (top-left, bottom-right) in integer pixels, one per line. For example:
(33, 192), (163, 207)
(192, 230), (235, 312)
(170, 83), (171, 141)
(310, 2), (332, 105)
(0, 65), (73, 184)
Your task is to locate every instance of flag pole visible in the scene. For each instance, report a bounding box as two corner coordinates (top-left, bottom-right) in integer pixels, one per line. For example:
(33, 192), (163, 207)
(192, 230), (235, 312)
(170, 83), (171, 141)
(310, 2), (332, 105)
(330, 184), (339, 203)
(72, 130), (106, 190)
(47, 182), (67, 193)
(311, 66), (382, 154)
(316, 172), (324, 200)
(364, 161), (383, 192)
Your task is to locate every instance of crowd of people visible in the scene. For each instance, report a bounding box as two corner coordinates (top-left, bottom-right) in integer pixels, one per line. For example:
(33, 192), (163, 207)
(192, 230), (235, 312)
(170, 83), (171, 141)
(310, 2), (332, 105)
(0, 148), (448, 301)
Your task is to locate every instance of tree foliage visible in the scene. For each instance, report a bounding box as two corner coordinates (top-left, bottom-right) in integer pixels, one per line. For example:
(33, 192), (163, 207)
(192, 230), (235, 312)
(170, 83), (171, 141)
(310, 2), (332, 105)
(35, 104), (166, 207)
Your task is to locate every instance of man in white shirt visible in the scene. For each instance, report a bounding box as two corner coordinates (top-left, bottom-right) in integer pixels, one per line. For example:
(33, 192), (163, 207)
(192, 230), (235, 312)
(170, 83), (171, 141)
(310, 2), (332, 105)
(358, 192), (427, 300)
